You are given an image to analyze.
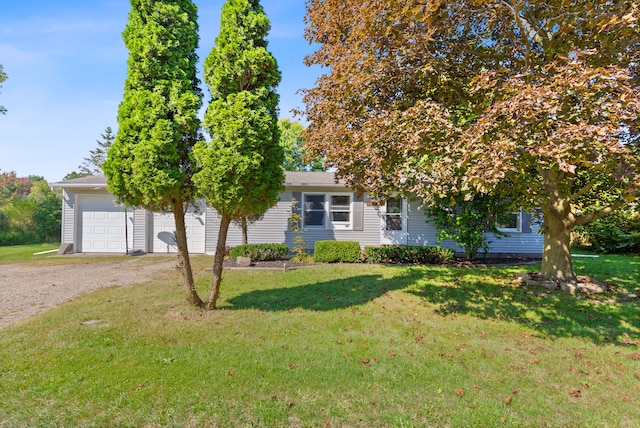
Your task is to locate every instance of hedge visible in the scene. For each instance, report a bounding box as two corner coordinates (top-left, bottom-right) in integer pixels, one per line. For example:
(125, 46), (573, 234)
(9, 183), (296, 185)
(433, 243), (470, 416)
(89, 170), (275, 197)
(313, 240), (362, 263)
(364, 245), (454, 264)
(229, 243), (289, 261)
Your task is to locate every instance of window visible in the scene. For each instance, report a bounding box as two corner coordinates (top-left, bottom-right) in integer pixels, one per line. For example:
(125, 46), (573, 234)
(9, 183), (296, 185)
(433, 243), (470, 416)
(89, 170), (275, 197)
(497, 211), (521, 232)
(304, 194), (325, 227)
(385, 197), (403, 231)
(303, 193), (353, 229)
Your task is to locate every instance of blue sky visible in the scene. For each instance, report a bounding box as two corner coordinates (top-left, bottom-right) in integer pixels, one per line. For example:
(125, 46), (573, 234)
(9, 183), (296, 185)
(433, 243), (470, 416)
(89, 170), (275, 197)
(0, 0), (321, 182)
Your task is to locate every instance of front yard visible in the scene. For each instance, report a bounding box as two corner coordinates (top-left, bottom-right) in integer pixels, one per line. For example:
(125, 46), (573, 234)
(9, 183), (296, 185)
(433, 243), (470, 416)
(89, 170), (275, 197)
(0, 254), (638, 427)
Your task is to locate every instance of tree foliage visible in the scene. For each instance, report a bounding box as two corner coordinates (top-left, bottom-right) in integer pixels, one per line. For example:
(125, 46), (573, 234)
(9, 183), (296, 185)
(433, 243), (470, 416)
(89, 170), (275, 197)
(0, 173), (60, 245)
(302, 0), (640, 282)
(0, 64), (7, 115)
(103, 0), (203, 306)
(79, 127), (115, 176)
(424, 190), (510, 260)
(0, 170), (32, 206)
(278, 119), (324, 171)
(193, 0), (283, 309)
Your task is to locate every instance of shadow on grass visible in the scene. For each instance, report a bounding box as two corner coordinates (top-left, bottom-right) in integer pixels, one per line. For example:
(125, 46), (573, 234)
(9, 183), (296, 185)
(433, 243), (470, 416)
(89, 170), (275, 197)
(227, 262), (639, 346)
(404, 266), (640, 346)
(227, 270), (424, 312)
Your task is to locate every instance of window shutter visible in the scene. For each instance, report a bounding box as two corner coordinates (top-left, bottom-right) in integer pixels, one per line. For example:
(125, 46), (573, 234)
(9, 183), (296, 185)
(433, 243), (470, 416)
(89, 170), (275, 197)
(521, 212), (533, 233)
(353, 194), (364, 231)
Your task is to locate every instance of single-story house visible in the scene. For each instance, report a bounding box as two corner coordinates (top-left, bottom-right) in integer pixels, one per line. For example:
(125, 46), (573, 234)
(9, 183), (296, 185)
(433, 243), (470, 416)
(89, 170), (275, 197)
(52, 172), (542, 256)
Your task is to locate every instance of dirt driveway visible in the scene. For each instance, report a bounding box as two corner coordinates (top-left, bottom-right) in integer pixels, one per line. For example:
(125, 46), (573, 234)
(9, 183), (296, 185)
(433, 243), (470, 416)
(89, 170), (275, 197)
(0, 257), (177, 330)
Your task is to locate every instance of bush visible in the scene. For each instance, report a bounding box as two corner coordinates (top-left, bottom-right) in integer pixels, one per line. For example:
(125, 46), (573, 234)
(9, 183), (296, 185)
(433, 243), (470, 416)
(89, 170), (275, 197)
(229, 243), (289, 261)
(313, 241), (362, 263)
(572, 210), (640, 254)
(364, 245), (455, 264)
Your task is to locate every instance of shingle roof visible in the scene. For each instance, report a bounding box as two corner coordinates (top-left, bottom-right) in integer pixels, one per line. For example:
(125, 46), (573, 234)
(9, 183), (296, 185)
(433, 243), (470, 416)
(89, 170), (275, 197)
(53, 172), (345, 189)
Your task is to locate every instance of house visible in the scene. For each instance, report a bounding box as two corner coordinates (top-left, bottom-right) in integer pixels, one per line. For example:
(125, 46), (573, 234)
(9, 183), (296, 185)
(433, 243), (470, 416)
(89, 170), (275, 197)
(52, 172), (542, 256)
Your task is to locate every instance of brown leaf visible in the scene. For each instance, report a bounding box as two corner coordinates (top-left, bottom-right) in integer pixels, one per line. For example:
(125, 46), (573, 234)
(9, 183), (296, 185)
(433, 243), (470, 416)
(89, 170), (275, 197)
(569, 389), (581, 397)
(360, 358), (370, 365)
(504, 396), (512, 405)
(286, 401), (295, 408)
(227, 368), (236, 377)
(456, 388), (464, 396)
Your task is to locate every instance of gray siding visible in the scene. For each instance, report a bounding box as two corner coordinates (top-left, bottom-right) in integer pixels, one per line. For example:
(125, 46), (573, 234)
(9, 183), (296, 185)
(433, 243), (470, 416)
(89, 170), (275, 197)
(406, 200), (543, 255)
(132, 208), (147, 252)
(204, 190), (381, 251)
(204, 206), (219, 254)
(60, 189), (75, 245)
(406, 200), (442, 247)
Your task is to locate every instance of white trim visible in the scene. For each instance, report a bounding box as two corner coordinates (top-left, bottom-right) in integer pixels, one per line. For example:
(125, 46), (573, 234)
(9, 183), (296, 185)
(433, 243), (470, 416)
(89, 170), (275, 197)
(302, 192), (354, 230)
(381, 196), (408, 245)
(497, 211), (522, 233)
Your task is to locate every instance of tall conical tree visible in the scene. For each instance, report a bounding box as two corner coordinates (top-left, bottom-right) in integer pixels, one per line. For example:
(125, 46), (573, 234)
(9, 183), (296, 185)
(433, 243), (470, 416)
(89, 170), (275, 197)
(193, 0), (283, 309)
(103, 0), (204, 306)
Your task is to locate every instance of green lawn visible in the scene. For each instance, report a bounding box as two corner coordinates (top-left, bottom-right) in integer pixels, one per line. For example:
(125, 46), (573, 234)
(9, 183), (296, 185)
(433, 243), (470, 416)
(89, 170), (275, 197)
(0, 243), (60, 263)
(0, 255), (638, 427)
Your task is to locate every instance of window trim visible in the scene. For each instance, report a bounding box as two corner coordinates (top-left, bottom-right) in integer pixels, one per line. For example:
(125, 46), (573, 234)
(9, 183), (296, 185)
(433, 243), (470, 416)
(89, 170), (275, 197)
(496, 210), (522, 233)
(302, 192), (354, 230)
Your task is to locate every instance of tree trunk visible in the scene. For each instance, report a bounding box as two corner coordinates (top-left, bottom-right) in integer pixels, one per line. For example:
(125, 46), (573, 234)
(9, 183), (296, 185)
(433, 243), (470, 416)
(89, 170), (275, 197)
(172, 200), (204, 307)
(206, 214), (232, 310)
(241, 216), (248, 245)
(539, 170), (577, 282)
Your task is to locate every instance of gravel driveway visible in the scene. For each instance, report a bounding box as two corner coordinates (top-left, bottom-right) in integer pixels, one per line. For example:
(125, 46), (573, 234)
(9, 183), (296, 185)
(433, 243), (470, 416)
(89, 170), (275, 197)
(0, 257), (177, 330)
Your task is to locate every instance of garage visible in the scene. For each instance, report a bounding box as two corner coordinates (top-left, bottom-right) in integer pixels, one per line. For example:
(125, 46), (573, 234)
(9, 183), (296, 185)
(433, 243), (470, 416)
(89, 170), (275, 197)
(150, 205), (206, 254)
(78, 194), (132, 253)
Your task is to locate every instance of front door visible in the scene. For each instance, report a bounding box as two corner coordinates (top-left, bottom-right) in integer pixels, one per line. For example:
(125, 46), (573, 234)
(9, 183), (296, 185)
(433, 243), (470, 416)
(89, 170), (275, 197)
(381, 197), (407, 245)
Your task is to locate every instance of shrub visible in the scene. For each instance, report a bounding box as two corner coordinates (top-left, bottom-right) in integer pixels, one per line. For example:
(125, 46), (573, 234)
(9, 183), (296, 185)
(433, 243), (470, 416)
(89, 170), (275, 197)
(364, 245), (454, 264)
(229, 243), (289, 261)
(572, 210), (640, 254)
(313, 241), (362, 263)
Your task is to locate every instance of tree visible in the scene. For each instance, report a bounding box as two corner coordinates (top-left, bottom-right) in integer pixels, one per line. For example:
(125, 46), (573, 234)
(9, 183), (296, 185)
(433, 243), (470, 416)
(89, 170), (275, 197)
(0, 64), (7, 115)
(28, 180), (61, 242)
(278, 118), (324, 172)
(425, 189), (511, 260)
(79, 127), (116, 175)
(103, 0), (204, 306)
(302, 0), (640, 283)
(193, 0), (283, 309)
(0, 171), (32, 206)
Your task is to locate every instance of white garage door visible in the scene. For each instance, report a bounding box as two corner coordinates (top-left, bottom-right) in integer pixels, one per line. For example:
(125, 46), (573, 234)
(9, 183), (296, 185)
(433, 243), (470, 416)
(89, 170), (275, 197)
(151, 206), (205, 254)
(79, 195), (132, 253)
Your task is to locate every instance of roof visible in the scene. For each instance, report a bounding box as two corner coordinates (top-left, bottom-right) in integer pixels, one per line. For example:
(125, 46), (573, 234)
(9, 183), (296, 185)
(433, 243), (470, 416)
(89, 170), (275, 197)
(53, 171), (345, 189)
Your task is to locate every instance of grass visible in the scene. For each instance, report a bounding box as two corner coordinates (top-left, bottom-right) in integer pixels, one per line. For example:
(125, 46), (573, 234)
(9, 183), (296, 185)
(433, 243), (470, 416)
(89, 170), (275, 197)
(0, 255), (639, 427)
(0, 243), (60, 263)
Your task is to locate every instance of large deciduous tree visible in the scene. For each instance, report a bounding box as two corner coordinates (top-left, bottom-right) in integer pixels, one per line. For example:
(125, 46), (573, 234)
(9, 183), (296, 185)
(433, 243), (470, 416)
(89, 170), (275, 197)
(103, 0), (204, 306)
(278, 118), (324, 172)
(302, 0), (640, 282)
(193, 0), (283, 309)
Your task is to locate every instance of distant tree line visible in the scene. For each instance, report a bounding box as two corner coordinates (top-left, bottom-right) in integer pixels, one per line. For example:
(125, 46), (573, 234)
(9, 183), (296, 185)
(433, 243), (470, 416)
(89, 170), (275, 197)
(0, 171), (61, 245)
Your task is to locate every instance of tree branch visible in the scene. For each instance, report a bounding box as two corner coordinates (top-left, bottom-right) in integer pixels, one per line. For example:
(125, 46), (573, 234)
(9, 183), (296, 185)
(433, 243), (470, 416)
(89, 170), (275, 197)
(574, 199), (628, 225)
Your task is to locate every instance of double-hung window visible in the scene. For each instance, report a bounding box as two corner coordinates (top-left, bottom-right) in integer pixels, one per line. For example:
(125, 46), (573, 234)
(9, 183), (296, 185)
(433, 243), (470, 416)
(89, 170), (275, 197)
(497, 211), (522, 232)
(303, 193), (353, 229)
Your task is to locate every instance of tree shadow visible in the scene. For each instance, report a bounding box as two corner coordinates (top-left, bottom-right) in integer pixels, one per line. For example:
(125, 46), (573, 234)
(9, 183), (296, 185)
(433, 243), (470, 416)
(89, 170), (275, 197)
(404, 266), (640, 346)
(226, 269), (425, 312)
(226, 263), (639, 346)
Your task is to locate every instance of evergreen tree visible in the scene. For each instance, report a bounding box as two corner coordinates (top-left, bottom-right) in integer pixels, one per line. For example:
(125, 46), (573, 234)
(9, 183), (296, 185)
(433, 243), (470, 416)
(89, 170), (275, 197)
(103, 0), (204, 306)
(193, 0), (283, 309)
(79, 127), (115, 175)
